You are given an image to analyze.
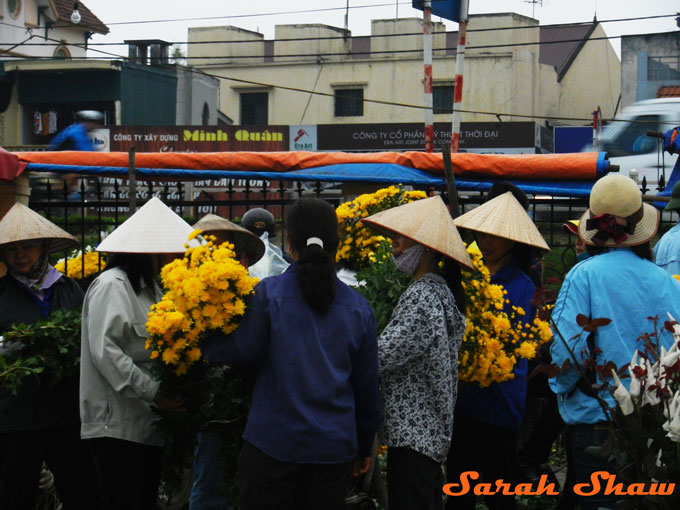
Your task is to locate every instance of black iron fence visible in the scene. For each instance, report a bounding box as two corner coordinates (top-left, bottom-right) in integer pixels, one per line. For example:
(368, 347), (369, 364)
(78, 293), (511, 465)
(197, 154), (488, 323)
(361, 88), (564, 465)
(26, 172), (676, 284)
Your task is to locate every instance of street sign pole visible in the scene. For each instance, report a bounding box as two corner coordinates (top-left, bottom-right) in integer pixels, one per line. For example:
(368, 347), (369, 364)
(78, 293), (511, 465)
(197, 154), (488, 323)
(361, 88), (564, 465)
(451, 0), (469, 154)
(424, 1), (434, 153)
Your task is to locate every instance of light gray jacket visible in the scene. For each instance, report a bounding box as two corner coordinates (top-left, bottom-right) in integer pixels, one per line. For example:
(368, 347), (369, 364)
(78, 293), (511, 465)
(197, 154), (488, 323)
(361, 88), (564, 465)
(80, 267), (163, 446)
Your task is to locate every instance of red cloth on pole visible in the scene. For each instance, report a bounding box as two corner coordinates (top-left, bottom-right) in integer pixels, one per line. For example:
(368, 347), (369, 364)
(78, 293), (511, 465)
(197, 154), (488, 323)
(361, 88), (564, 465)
(0, 147), (27, 181)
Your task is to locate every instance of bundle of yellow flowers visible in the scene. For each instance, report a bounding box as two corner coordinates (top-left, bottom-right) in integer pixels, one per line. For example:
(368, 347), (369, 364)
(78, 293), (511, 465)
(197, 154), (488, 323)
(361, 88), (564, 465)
(336, 185), (427, 269)
(145, 231), (258, 376)
(54, 247), (106, 279)
(459, 244), (552, 387)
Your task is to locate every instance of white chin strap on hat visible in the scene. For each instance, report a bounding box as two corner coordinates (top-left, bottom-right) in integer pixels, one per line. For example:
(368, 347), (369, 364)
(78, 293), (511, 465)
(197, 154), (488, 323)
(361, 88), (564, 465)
(306, 237), (324, 249)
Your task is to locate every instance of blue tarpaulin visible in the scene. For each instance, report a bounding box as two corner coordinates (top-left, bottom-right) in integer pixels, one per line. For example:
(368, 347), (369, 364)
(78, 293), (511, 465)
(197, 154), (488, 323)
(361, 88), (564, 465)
(25, 162), (597, 198)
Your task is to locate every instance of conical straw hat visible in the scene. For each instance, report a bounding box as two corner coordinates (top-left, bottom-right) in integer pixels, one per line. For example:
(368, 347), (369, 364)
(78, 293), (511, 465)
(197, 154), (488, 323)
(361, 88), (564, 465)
(0, 202), (76, 253)
(453, 192), (550, 251)
(96, 197), (195, 254)
(193, 214), (265, 264)
(362, 196), (473, 270)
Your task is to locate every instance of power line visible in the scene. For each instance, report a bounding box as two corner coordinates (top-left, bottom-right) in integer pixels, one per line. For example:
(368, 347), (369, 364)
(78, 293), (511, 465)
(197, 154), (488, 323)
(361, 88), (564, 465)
(3, 12), (676, 47)
(1, 31), (646, 63)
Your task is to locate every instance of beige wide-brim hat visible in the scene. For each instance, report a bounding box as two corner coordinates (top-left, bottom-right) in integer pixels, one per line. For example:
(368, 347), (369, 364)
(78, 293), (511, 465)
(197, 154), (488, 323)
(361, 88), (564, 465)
(579, 174), (658, 247)
(0, 202), (77, 253)
(362, 196), (473, 271)
(96, 197), (195, 254)
(453, 192), (550, 251)
(193, 214), (265, 264)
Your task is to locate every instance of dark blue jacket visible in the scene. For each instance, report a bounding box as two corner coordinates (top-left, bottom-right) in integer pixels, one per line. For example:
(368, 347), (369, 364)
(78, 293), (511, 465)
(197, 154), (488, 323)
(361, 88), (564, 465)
(203, 263), (381, 463)
(0, 275), (84, 433)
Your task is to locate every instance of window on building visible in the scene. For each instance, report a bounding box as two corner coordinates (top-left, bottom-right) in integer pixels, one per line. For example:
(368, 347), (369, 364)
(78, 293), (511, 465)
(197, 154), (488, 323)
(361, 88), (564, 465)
(53, 46), (71, 59)
(8, 0), (21, 19)
(648, 56), (680, 81)
(334, 89), (363, 117)
(598, 115), (662, 157)
(202, 103), (210, 125)
(433, 85), (454, 114)
(240, 92), (268, 125)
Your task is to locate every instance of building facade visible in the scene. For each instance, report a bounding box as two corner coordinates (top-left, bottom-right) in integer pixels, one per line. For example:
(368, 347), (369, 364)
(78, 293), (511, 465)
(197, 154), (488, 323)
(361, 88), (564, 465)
(620, 30), (680, 108)
(187, 13), (620, 132)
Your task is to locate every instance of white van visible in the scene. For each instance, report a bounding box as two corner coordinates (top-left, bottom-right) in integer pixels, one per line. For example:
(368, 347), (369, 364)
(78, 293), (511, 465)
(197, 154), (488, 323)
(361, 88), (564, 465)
(583, 98), (680, 192)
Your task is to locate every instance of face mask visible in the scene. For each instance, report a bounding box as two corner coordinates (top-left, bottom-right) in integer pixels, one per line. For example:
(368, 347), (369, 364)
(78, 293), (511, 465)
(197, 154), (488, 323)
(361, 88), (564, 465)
(393, 244), (425, 276)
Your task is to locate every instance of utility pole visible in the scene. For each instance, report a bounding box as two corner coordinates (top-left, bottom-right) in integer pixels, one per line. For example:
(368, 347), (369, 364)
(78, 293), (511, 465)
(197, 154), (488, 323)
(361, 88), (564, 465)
(424, 1), (434, 153)
(451, 0), (469, 153)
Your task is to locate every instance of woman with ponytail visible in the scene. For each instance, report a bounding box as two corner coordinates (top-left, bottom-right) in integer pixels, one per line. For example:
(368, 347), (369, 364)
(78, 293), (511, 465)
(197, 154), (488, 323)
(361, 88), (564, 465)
(362, 196), (473, 510)
(202, 198), (381, 510)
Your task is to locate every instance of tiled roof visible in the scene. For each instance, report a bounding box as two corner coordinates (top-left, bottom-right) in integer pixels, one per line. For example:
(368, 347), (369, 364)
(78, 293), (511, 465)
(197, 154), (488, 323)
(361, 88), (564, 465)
(540, 22), (596, 82)
(658, 86), (680, 98)
(53, 0), (109, 35)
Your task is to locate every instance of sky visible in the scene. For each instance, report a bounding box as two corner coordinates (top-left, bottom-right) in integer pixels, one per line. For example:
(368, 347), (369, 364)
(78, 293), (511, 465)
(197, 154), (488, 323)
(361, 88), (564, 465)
(82, 0), (679, 59)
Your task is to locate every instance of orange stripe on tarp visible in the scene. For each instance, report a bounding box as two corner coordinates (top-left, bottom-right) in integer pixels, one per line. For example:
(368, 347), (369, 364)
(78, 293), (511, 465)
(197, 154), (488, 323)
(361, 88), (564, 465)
(15, 151), (602, 180)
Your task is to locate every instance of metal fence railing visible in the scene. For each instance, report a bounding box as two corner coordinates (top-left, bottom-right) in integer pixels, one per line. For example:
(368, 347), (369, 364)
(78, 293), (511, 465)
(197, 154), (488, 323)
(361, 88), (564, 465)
(26, 172), (677, 284)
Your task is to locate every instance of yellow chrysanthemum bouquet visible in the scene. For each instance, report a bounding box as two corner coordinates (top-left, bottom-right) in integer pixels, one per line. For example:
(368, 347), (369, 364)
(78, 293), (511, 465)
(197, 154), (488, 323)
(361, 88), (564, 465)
(336, 185), (427, 270)
(459, 244), (552, 387)
(145, 230), (258, 377)
(337, 185), (427, 332)
(54, 246), (107, 279)
(144, 230), (258, 498)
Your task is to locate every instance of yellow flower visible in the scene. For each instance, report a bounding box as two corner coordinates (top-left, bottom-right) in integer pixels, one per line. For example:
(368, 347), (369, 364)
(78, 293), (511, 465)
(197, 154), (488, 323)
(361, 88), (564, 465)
(459, 245), (551, 387)
(145, 231), (258, 376)
(335, 185), (426, 269)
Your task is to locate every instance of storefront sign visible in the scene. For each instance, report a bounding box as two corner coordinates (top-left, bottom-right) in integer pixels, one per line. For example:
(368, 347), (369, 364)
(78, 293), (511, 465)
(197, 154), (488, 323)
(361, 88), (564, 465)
(105, 126), (289, 152)
(289, 125), (318, 151)
(316, 122), (542, 152)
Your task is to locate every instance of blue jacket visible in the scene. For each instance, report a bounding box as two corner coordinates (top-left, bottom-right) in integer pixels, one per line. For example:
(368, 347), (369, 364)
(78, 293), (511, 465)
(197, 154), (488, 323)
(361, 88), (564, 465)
(549, 249), (680, 425)
(654, 221), (680, 276)
(202, 263), (381, 463)
(48, 123), (94, 151)
(455, 262), (536, 432)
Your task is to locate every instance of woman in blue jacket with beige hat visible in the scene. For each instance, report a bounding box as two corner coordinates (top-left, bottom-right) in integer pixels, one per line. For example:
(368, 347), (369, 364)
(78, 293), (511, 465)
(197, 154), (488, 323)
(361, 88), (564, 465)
(550, 174), (680, 510)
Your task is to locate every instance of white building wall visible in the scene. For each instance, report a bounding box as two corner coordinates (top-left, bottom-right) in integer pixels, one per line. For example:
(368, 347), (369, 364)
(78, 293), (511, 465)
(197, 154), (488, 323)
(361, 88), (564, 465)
(188, 13), (619, 130)
(0, 0), (90, 59)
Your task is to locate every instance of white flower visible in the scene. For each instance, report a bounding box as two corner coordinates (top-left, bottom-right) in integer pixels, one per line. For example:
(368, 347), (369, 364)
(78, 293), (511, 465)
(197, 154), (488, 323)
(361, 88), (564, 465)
(641, 359), (661, 407)
(661, 341), (680, 369)
(628, 351), (642, 399)
(665, 401), (680, 442)
(611, 368), (634, 415)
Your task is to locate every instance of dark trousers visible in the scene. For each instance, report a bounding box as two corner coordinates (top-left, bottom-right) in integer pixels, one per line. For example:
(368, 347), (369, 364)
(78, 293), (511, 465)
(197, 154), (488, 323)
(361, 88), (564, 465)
(387, 447), (444, 510)
(90, 437), (163, 510)
(237, 440), (352, 510)
(446, 417), (517, 510)
(0, 428), (100, 510)
(570, 423), (619, 510)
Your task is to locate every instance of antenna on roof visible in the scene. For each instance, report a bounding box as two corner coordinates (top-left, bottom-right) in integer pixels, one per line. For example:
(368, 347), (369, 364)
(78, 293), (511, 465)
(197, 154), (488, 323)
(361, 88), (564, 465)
(523, 0), (543, 19)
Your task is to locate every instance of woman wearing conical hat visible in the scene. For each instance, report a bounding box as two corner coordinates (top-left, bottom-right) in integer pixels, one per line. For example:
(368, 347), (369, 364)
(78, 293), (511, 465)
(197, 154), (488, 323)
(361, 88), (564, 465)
(362, 195), (472, 510)
(447, 185), (550, 510)
(79, 197), (195, 510)
(188, 213), (265, 510)
(0, 202), (100, 508)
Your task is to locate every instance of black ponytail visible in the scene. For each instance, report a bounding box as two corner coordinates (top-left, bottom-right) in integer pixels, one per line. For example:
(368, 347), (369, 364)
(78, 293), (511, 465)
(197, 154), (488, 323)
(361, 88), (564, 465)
(285, 198), (339, 314)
